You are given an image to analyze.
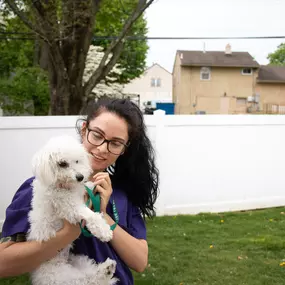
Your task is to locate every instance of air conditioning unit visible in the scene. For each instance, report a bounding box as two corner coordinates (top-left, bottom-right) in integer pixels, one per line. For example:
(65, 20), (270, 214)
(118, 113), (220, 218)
(247, 96), (254, 102)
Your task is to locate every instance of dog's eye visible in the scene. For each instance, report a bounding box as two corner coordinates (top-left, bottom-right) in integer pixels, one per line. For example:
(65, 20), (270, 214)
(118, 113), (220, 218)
(58, 161), (69, 168)
(76, 160), (79, 164)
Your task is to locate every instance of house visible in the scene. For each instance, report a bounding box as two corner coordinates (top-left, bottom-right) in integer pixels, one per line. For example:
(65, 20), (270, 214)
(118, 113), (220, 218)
(173, 44), (260, 114)
(255, 65), (285, 114)
(123, 63), (172, 110)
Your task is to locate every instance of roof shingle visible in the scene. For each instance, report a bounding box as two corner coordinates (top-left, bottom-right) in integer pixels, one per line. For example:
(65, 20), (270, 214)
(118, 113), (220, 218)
(178, 50), (260, 68)
(257, 65), (285, 83)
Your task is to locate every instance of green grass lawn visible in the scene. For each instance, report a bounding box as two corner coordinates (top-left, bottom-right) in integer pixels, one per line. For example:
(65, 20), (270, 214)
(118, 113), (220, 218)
(2, 207), (285, 284)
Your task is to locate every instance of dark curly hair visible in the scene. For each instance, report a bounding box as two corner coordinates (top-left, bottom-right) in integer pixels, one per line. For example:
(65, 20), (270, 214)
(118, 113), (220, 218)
(77, 98), (159, 219)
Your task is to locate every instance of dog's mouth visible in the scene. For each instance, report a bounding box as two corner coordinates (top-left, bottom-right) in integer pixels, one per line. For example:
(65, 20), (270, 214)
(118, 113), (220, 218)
(56, 182), (72, 190)
(56, 178), (87, 190)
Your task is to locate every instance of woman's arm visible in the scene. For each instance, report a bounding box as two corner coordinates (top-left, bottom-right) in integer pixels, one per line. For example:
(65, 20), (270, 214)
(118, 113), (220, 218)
(92, 172), (148, 272)
(0, 221), (81, 278)
(104, 214), (148, 273)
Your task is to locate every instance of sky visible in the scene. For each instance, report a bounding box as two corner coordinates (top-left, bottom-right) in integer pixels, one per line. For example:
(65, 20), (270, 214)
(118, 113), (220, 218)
(144, 0), (285, 73)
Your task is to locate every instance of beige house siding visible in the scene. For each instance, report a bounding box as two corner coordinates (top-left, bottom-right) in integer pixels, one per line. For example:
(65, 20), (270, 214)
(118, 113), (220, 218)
(174, 66), (258, 114)
(255, 83), (285, 113)
(179, 67), (192, 114)
(123, 63), (172, 109)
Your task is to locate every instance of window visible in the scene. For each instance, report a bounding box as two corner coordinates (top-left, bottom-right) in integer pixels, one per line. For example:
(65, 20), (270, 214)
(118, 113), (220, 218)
(236, 98), (247, 106)
(200, 67), (211, 80)
(242, 68), (252, 75)
(156, 78), (161, 87)
(150, 78), (162, 87)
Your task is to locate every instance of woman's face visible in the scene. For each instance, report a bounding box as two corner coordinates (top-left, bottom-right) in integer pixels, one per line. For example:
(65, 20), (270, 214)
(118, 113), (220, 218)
(82, 111), (129, 173)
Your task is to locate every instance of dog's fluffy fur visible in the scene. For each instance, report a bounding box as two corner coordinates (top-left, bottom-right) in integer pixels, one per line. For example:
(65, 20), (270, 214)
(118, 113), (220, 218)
(27, 135), (118, 285)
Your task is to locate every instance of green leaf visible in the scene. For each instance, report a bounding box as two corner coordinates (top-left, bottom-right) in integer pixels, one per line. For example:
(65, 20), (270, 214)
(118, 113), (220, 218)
(0, 67), (50, 115)
(267, 43), (285, 66)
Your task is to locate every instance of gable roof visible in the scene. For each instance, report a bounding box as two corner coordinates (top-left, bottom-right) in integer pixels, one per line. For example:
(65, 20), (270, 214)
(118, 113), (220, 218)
(144, 63), (172, 75)
(177, 50), (259, 68)
(257, 65), (285, 83)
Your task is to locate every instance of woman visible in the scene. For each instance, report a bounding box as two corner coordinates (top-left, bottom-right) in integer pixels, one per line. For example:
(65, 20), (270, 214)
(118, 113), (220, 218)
(0, 98), (159, 284)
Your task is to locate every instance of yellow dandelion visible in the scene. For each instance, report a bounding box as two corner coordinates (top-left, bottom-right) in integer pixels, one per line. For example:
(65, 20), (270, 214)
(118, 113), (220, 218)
(210, 245), (214, 249)
(280, 262), (285, 267)
(220, 219), (224, 223)
(269, 219), (274, 222)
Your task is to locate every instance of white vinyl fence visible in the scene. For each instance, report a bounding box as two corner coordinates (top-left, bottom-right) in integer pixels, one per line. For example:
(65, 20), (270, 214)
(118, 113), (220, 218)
(1, 113), (285, 230)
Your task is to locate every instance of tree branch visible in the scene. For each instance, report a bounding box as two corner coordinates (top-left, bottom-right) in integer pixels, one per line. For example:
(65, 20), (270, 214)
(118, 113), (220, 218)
(83, 0), (154, 96)
(30, 0), (58, 42)
(75, 0), (102, 82)
(63, 0), (103, 105)
(4, 0), (47, 40)
(29, 1), (68, 78)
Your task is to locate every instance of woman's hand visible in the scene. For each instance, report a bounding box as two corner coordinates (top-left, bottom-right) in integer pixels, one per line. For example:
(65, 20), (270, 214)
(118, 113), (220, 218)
(61, 220), (81, 242)
(92, 172), (113, 213)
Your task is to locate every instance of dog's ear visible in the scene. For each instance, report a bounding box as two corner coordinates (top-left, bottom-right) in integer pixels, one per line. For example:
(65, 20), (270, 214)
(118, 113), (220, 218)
(32, 148), (55, 186)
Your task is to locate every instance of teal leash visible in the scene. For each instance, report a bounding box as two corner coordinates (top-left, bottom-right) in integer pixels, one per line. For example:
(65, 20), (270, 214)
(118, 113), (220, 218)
(80, 185), (119, 237)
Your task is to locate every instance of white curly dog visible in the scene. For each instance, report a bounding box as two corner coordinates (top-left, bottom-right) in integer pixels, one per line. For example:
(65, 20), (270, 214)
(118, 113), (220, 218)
(27, 135), (118, 285)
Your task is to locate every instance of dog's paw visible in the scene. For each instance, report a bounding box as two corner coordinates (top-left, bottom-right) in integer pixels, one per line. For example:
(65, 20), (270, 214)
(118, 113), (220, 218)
(99, 258), (117, 277)
(104, 258), (116, 276)
(86, 213), (113, 242)
(95, 226), (113, 242)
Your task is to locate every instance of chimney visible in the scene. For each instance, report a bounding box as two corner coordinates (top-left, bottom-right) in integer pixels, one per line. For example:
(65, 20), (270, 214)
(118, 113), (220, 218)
(225, 43), (232, 55)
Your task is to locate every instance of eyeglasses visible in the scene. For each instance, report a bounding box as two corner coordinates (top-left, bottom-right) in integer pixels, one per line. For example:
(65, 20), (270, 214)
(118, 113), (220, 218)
(86, 128), (128, 155)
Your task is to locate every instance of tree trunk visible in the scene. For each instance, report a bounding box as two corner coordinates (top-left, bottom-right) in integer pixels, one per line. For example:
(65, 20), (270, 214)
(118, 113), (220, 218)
(47, 56), (70, 115)
(49, 72), (84, 115)
(47, 44), (72, 115)
(49, 73), (70, 115)
(68, 85), (84, 115)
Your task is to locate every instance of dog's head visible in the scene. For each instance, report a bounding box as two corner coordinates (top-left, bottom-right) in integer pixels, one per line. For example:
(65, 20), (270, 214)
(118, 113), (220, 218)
(32, 135), (92, 189)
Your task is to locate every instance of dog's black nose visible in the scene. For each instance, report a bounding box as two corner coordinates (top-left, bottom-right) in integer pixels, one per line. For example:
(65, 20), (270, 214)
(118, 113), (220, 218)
(76, 173), (84, 182)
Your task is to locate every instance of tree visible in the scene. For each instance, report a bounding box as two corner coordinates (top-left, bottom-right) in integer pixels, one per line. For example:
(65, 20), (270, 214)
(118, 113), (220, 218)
(4, 0), (154, 115)
(267, 43), (285, 66)
(0, 1), (148, 115)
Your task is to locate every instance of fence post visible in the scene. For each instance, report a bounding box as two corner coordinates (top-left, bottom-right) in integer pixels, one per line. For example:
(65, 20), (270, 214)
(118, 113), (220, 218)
(153, 109), (166, 216)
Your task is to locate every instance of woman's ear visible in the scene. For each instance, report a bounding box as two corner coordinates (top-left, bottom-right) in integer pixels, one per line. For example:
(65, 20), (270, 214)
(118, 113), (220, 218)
(81, 121), (87, 138)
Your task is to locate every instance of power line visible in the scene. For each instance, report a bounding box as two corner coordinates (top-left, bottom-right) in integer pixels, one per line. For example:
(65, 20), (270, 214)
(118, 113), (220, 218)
(0, 37), (35, 40)
(1, 34), (285, 41)
(0, 31), (285, 40)
(92, 35), (285, 40)
(0, 31), (34, 35)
